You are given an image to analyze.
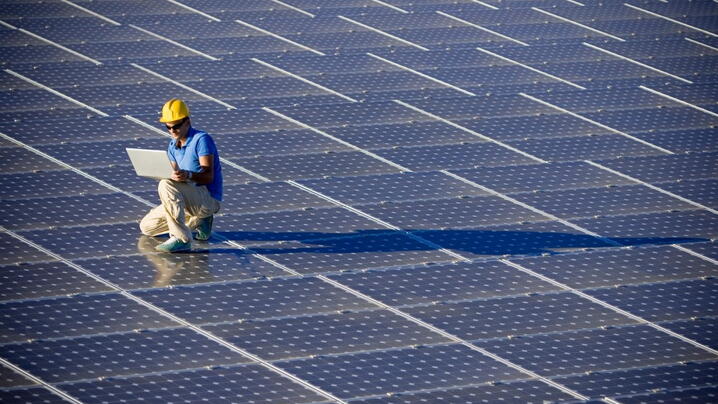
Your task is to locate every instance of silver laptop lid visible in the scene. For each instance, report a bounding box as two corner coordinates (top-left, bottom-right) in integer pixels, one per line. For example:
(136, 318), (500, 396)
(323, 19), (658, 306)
(126, 148), (174, 179)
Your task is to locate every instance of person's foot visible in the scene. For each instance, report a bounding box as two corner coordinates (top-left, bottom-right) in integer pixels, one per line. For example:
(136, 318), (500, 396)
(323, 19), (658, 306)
(155, 237), (191, 253)
(195, 215), (213, 241)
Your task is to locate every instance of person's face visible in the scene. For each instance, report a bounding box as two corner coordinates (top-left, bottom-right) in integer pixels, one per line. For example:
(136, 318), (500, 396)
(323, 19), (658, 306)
(165, 117), (189, 140)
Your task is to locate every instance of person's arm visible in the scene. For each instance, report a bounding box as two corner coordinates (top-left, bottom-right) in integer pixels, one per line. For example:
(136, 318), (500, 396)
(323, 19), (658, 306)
(172, 155), (213, 184)
(190, 155), (214, 185)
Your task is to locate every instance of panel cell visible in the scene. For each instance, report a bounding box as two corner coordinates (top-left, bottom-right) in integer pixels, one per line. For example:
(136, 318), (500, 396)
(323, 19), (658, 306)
(206, 309), (450, 360)
(618, 386), (718, 403)
(349, 379), (575, 404)
(300, 171), (489, 205)
(0, 364), (35, 388)
(513, 244), (718, 289)
(230, 150), (402, 181)
(682, 241), (718, 261)
(1, 293), (176, 344)
(1, 115), (161, 146)
(357, 195), (547, 229)
(587, 278), (718, 322)
(657, 178), (718, 209)
(329, 260), (561, 307)
(134, 277), (375, 324)
(417, 220), (613, 258)
(596, 151), (718, 183)
(327, 121), (481, 149)
(581, 107), (718, 133)
(251, 232), (454, 274)
(0, 261), (111, 302)
(1, 193), (150, 231)
(2, 328), (250, 383)
(573, 210), (718, 244)
(77, 238), (288, 290)
(0, 387), (65, 404)
(0, 148), (63, 174)
(275, 343), (526, 399)
(216, 129), (352, 159)
(506, 134), (667, 162)
(36, 138), (168, 169)
(483, 324), (715, 376)
(0, 232), (55, 266)
(59, 363), (329, 404)
(0, 171), (111, 200)
(660, 317), (718, 351)
(214, 207), (388, 246)
(513, 184), (695, 219)
(373, 142), (538, 171)
(452, 161), (635, 194)
(461, 113), (613, 141)
(555, 360), (718, 399)
(19, 222), (142, 260)
(405, 291), (636, 341)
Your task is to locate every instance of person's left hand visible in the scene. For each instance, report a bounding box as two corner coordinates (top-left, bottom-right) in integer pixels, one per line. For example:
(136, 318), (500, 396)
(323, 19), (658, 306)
(171, 169), (190, 182)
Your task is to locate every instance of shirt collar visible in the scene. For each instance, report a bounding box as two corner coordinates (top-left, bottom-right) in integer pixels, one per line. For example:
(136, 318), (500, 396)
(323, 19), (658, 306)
(171, 127), (195, 149)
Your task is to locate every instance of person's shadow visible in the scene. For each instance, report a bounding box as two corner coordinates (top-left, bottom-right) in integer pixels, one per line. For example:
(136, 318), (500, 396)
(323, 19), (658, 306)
(217, 228), (706, 257)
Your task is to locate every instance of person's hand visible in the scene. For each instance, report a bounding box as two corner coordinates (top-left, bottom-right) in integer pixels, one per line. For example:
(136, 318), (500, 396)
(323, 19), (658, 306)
(171, 169), (190, 182)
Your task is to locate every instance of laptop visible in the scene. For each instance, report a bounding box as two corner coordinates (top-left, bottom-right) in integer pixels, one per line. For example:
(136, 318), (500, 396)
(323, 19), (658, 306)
(126, 148), (174, 179)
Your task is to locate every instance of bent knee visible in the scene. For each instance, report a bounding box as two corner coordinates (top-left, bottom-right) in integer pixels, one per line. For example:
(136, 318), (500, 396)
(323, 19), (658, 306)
(158, 178), (174, 192)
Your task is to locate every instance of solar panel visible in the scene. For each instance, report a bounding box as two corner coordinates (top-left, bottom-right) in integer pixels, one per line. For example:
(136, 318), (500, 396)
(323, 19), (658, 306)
(2, 1), (717, 402)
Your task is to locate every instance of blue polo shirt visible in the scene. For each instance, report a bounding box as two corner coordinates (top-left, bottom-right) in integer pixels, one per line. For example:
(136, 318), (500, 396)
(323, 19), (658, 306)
(168, 127), (223, 201)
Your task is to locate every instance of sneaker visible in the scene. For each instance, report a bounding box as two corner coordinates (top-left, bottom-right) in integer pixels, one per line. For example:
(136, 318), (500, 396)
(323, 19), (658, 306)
(155, 237), (191, 253)
(195, 215), (213, 241)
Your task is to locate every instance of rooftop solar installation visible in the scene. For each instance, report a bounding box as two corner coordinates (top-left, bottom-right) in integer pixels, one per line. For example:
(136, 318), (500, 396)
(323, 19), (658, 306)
(0, 0), (717, 403)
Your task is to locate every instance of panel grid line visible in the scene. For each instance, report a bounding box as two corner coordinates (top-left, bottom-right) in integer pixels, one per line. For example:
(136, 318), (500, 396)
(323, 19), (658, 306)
(372, 0), (410, 13)
(367, 53), (478, 96)
(6, 65), (716, 404)
(128, 24), (220, 61)
(130, 63), (237, 109)
(393, 99), (549, 163)
(582, 42), (694, 84)
(0, 20), (103, 65)
(639, 85), (718, 118)
(251, 58), (359, 102)
(685, 37), (718, 52)
(263, 107), (412, 172)
(166, 0), (222, 21)
(519, 92), (676, 154)
(475, 46), (587, 89)
(624, 3), (718, 37)
(531, 7), (626, 42)
(585, 160), (718, 215)
(262, 95), (718, 362)
(61, 0), (121, 25)
(234, 19), (326, 55)
(0, 226), (348, 404)
(0, 357), (82, 404)
(338, 15), (430, 51)
(500, 259), (718, 356)
(269, 0), (316, 17)
(2, 97), (588, 401)
(4, 69), (109, 116)
(437, 11), (530, 46)
(6, 9), (718, 401)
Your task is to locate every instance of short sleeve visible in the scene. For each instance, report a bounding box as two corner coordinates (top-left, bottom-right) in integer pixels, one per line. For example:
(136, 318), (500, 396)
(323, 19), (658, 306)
(195, 134), (217, 157)
(167, 143), (176, 163)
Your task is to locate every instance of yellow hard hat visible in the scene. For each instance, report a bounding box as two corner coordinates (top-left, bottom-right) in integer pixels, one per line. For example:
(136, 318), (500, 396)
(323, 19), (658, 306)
(159, 98), (190, 123)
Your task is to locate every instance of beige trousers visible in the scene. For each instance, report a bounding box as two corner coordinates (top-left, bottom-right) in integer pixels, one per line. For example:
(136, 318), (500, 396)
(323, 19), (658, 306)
(139, 179), (220, 243)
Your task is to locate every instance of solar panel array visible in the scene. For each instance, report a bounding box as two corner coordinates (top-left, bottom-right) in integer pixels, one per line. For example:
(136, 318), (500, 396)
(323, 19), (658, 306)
(1, 0), (717, 403)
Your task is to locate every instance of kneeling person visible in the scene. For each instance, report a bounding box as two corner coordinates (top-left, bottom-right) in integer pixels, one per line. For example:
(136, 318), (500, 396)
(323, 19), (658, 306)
(140, 99), (223, 253)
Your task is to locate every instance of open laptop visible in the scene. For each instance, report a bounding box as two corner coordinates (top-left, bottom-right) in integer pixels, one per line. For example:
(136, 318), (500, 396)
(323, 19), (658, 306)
(126, 148), (174, 179)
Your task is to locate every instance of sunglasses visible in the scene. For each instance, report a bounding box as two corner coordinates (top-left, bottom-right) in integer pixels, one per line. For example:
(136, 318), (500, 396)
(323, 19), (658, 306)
(165, 118), (187, 131)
